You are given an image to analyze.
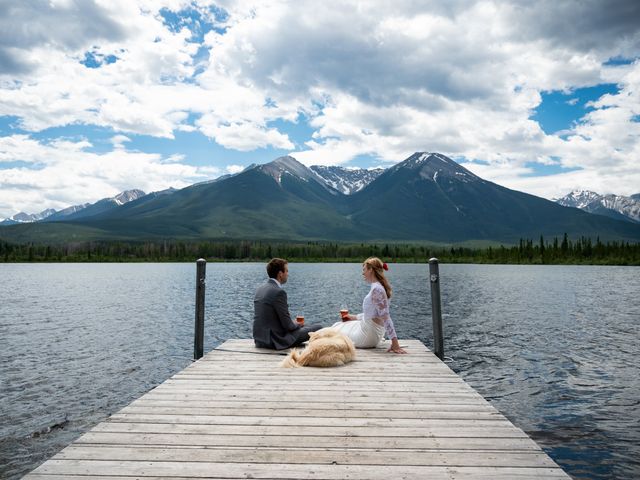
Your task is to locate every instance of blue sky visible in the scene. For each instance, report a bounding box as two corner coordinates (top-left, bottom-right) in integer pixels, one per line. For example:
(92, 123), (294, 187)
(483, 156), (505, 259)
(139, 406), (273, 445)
(0, 84), (621, 167)
(531, 84), (621, 136)
(1, 1), (639, 218)
(0, 87), (618, 172)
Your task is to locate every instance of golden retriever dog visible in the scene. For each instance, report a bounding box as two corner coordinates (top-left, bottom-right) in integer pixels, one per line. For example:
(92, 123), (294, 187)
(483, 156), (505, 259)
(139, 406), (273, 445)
(280, 328), (356, 368)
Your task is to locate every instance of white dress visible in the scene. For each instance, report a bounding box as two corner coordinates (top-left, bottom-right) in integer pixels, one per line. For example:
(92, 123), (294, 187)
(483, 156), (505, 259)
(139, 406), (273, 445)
(331, 282), (398, 348)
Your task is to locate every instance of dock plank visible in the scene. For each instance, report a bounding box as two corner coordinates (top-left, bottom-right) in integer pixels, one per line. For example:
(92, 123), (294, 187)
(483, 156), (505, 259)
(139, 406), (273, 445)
(75, 431), (545, 450)
(27, 460), (571, 479)
(24, 339), (570, 479)
(54, 445), (559, 467)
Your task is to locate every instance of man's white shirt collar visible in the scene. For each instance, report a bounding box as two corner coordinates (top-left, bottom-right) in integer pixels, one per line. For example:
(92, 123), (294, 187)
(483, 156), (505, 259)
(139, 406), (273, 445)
(271, 278), (282, 288)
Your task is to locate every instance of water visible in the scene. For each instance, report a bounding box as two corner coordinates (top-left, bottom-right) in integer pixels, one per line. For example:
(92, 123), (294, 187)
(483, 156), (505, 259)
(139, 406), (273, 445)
(0, 263), (638, 479)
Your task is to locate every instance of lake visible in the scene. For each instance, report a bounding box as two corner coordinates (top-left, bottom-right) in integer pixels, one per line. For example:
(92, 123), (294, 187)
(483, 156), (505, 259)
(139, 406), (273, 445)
(0, 262), (638, 479)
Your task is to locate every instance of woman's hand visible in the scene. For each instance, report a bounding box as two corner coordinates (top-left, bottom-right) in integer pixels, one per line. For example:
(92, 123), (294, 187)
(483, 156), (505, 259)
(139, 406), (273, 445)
(387, 338), (407, 354)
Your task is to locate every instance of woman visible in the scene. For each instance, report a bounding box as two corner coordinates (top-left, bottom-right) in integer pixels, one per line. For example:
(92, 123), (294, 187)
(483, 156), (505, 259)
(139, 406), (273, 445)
(331, 257), (407, 354)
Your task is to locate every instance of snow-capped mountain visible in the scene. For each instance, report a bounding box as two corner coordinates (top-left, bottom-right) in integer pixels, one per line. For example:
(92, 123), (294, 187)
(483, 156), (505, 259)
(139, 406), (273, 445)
(247, 156), (345, 196)
(253, 157), (384, 194)
(2, 189), (147, 225)
(387, 152), (482, 184)
(310, 165), (384, 194)
(47, 189), (147, 221)
(255, 156), (321, 184)
(113, 189), (145, 205)
(0, 208), (57, 225)
(555, 190), (640, 223)
(3, 153), (640, 243)
(555, 190), (602, 209)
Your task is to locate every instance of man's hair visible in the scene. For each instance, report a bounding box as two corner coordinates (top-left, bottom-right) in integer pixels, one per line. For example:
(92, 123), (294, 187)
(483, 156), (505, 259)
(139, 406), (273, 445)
(266, 258), (288, 279)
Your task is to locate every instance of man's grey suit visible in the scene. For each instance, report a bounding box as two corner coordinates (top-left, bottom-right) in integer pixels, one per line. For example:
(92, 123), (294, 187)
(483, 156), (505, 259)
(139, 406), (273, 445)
(253, 279), (321, 350)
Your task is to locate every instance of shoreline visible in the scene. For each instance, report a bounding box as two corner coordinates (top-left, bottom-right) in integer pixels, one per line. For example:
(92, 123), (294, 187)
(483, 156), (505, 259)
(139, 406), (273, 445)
(1, 258), (638, 266)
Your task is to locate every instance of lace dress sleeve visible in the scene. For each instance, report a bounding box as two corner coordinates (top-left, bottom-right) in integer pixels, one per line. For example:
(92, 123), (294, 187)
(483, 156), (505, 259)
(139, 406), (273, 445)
(371, 285), (397, 340)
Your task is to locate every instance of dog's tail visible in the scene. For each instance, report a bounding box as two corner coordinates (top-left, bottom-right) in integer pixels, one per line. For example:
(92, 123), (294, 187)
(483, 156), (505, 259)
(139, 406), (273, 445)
(280, 348), (302, 368)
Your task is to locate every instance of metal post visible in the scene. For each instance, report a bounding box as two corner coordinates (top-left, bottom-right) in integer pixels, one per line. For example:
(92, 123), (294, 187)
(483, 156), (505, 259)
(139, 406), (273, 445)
(194, 258), (206, 360)
(428, 258), (444, 360)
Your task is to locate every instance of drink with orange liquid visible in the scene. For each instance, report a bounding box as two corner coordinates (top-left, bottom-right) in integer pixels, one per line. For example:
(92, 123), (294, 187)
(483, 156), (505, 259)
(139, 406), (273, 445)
(296, 315), (304, 326)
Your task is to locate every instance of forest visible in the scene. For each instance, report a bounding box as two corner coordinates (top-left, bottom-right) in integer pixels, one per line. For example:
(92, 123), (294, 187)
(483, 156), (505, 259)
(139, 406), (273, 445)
(1, 234), (638, 265)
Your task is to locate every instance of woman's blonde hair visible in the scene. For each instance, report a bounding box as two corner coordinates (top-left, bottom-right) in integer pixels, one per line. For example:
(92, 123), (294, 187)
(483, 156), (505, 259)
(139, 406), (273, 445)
(364, 257), (392, 299)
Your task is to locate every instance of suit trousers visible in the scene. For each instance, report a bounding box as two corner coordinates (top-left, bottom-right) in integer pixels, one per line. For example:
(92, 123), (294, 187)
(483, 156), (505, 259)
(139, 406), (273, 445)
(255, 323), (323, 349)
(290, 323), (324, 347)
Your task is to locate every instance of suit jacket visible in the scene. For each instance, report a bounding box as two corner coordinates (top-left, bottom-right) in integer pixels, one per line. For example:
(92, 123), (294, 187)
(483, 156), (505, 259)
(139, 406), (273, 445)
(253, 279), (300, 350)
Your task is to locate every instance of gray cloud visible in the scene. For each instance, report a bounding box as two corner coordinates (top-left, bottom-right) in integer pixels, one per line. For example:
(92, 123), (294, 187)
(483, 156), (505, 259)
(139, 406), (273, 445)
(0, 0), (129, 74)
(0, 48), (32, 74)
(210, 6), (506, 109)
(1, 0), (638, 202)
(505, 0), (640, 56)
(208, 0), (639, 113)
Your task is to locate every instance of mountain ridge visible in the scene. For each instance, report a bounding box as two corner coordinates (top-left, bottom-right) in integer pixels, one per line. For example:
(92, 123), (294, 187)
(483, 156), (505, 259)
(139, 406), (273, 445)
(310, 165), (384, 195)
(555, 190), (640, 224)
(2, 153), (640, 244)
(1, 189), (147, 225)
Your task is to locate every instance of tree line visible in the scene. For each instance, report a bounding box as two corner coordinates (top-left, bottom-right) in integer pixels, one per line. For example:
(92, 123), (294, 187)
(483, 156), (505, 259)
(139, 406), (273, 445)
(0, 234), (638, 265)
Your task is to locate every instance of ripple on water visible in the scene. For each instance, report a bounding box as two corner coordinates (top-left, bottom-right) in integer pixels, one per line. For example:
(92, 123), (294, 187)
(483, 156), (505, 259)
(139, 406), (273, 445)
(1, 262), (639, 480)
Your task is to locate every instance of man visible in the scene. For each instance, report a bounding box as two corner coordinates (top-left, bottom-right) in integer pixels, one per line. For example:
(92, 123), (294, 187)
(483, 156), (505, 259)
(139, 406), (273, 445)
(253, 258), (322, 349)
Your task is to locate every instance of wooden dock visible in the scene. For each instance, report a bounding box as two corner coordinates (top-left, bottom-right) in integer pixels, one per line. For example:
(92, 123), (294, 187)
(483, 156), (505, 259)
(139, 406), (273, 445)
(24, 339), (570, 479)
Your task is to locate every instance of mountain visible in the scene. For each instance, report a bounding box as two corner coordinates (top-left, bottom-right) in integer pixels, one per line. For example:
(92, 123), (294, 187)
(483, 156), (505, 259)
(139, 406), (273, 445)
(2, 153), (640, 244)
(2, 189), (148, 226)
(0, 208), (56, 225)
(554, 190), (601, 209)
(310, 166), (384, 194)
(59, 156), (357, 241)
(348, 153), (640, 242)
(51, 203), (91, 219)
(45, 189), (146, 221)
(555, 190), (640, 224)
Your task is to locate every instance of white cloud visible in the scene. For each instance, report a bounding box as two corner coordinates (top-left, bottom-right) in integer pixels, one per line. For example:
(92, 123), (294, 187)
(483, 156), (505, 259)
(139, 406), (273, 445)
(465, 161), (640, 200)
(0, 0), (296, 150)
(0, 134), (216, 218)
(196, 1), (640, 197)
(225, 164), (244, 174)
(111, 134), (131, 148)
(1, 0), (640, 214)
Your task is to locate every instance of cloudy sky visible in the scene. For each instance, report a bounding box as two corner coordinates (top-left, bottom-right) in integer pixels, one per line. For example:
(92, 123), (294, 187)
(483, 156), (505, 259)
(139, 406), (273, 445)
(1, 0), (639, 218)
